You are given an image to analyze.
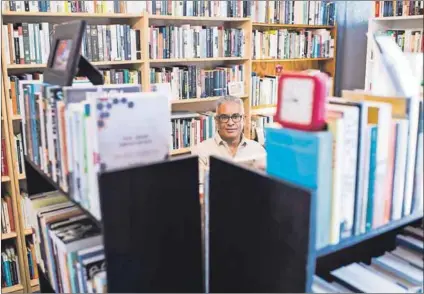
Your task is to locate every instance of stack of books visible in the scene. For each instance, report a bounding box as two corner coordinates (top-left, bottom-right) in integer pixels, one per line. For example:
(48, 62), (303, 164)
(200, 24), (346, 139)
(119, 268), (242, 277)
(170, 112), (215, 151)
(1, 194), (15, 234)
(2, 23), (142, 65)
(379, 30), (423, 53)
(375, 1), (424, 17)
(1, 246), (20, 288)
(150, 65), (245, 100)
(313, 225), (424, 293)
(250, 1), (336, 25)
(149, 26), (245, 59)
(27, 191), (105, 293)
(252, 29), (334, 60)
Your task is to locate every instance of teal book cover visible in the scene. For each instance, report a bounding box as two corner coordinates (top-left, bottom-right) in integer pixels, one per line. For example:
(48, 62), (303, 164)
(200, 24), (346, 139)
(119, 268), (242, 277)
(265, 127), (333, 250)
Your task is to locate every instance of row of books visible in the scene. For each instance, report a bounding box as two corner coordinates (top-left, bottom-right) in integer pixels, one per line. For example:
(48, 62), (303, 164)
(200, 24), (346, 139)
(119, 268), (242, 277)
(252, 29), (334, 60)
(1, 195), (16, 234)
(170, 112), (215, 151)
(2, 23), (142, 65)
(381, 30), (424, 53)
(2, 0), (139, 13)
(27, 191), (105, 293)
(149, 26), (245, 59)
(251, 74), (278, 107)
(20, 83), (144, 219)
(150, 65), (245, 100)
(326, 92), (423, 246)
(2, 0), (248, 17)
(312, 225), (423, 293)
(7, 71), (141, 117)
(251, 115), (274, 146)
(250, 0), (336, 26)
(374, 0), (424, 17)
(1, 246), (20, 288)
(2, 138), (9, 177)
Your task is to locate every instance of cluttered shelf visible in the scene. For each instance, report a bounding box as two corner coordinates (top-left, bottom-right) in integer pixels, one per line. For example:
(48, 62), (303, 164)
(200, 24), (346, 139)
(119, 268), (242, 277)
(24, 156), (102, 228)
(317, 213), (424, 258)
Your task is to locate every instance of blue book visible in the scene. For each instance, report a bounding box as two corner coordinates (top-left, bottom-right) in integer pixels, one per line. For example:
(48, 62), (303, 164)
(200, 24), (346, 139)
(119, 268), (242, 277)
(265, 127), (333, 249)
(366, 125), (378, 232)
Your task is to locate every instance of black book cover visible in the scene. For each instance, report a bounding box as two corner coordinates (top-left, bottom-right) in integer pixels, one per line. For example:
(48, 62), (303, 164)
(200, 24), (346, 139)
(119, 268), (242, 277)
(91, 25), (99, 62)
(135, 29), (141, 60)
(85, 25), (92, 61)
(24, 1), (29, 11)
(22, 23), (30, 64)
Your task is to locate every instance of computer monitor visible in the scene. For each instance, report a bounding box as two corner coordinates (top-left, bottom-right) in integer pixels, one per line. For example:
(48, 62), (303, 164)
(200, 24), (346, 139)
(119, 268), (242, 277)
(44, 20), (104, 86)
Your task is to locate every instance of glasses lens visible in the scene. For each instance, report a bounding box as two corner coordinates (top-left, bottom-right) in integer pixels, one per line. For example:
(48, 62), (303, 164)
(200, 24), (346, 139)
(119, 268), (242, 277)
(218, 115), (230, 123)
(231, 114), (242, 122)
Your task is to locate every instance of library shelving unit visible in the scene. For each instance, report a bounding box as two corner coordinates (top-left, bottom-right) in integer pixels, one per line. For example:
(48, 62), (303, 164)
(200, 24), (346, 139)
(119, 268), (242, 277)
(365, 14), (423, 92)
(1, 71), (27, 293)
(2, 9), (338, 157)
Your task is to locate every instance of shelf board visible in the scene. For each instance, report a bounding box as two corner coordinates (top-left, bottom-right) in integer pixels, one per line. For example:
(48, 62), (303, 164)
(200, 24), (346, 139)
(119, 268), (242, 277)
(2, 11), (141, 18)
(11, 114), (22, 120)
(150, 57), (248, 64)
(171, 95), (248, 105)
(316, 213), (424, 258)
(372, 15), (424, 21)
(170, 147), (191, 156)
(1, 232), (17, 240)
(30, 279), (39, 287)
(251, 105), (276, 116)
(2, 284), (24, 294)
(1, 176), (11, 182)
(24, 228), (33, 235)
(24, 156), (102, 228)
(149, 15), (249, 22)
(7, 60), (143, 70)
(253, 22), (334, 29)
(252, 57), (333, 63)
(17, 173), (26, 180)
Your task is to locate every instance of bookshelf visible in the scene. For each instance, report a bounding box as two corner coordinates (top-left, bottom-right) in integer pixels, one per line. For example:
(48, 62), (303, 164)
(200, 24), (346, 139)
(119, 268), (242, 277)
(0, 3), (338, 291)
(365, 15), (423, 92)
(1, 69), (27, 293)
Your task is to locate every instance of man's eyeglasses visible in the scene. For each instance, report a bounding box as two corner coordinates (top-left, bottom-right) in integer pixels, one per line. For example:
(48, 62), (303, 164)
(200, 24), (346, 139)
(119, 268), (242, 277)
(216, 113), (244, 123)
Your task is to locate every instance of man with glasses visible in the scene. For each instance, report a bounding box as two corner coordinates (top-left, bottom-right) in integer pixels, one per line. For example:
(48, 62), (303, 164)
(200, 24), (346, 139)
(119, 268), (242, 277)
(191, 96), (266, 182)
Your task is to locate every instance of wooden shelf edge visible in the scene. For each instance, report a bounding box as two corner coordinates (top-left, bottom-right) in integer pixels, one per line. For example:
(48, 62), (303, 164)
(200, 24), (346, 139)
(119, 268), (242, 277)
(171, 95), (248, 104)
(7, 60), (143, 70)
(149, 15), (249, 22)
(252, 57), (333, 63)
(150, 57), (248, 63)
(1, 176), (11, 182)
(24, 228), (33, 235)
(253, 22), (334, 29)
(30, 279), (39, 287)
(372, 15), (424, 21)
(170, 148), (191, 156)
(2, 11), (142, 18)
(2, 284), (24, 293)
(1, 232), (17, 240)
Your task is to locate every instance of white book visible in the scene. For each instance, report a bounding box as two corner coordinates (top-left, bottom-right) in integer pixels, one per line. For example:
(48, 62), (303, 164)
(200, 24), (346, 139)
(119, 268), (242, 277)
(367, 263), (422, 293)
(110, 25), (117, 61)
(130, 30), (136, 61)
(327, 104), (359, 238)
(412, 132), (423, 213)
(392, 120), (409, 220)
(332, 263), (407, 293)
(373, 253), (423, 285)
(392, 246), (424, 270)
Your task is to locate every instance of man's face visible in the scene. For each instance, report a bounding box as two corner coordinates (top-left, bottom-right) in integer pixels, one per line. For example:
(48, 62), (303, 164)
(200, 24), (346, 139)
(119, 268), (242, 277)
(216, 102), (244, 141)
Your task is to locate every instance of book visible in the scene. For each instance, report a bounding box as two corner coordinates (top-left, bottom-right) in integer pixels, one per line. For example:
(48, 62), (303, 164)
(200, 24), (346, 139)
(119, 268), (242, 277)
(266, 127), (333, 249)
(1, 138), (8, 177)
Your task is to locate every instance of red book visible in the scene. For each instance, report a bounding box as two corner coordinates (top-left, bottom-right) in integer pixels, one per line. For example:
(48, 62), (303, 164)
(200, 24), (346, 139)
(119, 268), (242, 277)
(4, 196), (15, 232)
(375, 1), (380, 17)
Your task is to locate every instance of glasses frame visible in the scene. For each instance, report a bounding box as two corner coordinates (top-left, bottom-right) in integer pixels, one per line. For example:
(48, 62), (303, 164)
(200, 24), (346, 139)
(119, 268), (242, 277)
(215, 113), (244, 123)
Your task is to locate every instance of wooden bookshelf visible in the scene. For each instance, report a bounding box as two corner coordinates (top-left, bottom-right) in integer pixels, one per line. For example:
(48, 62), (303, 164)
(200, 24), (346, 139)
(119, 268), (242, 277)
(1, 61), (29, 293)
(1, 7), (338, 292)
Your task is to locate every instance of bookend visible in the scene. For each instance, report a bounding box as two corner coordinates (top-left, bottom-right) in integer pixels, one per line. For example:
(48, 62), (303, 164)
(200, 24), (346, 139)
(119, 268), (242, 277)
(99, 156), (203, 293)
(207, 156), (317, 293)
